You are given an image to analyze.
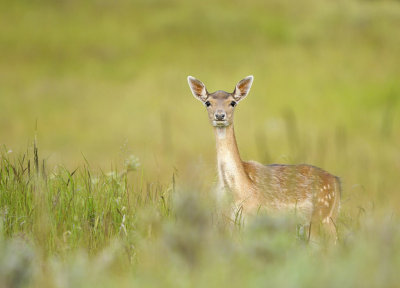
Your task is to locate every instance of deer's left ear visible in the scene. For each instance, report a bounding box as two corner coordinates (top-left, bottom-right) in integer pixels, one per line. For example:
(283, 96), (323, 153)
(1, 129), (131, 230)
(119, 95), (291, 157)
(233, 75), (253, 101)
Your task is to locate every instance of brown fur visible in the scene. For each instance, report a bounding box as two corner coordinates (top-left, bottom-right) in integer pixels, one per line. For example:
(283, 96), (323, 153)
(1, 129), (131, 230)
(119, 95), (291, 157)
(188, 75), (341, 243)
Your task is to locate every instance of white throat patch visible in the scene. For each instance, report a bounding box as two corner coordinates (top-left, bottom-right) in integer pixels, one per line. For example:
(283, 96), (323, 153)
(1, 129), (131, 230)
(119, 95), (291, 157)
(216, 127), (226, 139)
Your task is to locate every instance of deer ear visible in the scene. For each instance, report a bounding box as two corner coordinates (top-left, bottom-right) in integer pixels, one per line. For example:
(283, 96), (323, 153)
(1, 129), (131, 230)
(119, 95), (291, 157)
(233, 75), (253, 101)
(187, 76), (208, 102)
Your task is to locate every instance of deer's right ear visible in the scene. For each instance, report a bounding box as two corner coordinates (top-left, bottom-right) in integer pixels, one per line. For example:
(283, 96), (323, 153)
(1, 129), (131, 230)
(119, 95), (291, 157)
(187, 76), (208, 102)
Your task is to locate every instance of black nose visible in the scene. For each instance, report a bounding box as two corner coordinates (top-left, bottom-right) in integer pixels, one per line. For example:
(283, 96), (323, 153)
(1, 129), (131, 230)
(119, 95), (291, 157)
(215, 113), (225, 121)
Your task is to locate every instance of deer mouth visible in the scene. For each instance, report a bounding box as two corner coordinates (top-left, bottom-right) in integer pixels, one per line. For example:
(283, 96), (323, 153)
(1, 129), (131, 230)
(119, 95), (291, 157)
(212, 120), (229, 127)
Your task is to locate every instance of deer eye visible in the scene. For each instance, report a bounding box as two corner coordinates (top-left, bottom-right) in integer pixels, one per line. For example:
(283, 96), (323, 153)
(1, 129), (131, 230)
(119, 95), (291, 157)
(230, 101), (237, 107)
(205, 101), (211, 107)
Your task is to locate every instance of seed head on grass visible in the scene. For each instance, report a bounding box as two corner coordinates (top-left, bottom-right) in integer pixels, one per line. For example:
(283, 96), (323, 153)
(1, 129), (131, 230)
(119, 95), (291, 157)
(124, 155), (140, 172)
(106, 171), (119, 180)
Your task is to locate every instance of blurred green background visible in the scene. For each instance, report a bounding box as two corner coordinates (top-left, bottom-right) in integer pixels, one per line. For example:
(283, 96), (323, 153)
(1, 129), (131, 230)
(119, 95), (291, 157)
(1, 1), (400, 287)
(1, 0), (399, 207)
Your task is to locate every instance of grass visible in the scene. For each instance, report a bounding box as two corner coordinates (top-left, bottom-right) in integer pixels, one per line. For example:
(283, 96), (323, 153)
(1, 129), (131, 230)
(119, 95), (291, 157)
(1, 144), (400, 287)
(1, 0), (400, 286)
(0, 141), (170, 253)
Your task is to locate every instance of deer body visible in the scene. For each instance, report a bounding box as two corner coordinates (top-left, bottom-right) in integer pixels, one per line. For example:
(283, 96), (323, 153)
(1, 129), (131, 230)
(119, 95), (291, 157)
(188, 76), (341, 241)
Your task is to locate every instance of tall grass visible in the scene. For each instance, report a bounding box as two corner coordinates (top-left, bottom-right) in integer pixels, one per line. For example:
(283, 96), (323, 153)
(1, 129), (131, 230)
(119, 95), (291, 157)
(1, 145), (400, 287)
(0, 143), (171, 256)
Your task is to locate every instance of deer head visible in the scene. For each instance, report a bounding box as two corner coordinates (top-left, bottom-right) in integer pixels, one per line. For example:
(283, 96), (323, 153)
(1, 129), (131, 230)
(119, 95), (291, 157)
(187, 76), (253, 127)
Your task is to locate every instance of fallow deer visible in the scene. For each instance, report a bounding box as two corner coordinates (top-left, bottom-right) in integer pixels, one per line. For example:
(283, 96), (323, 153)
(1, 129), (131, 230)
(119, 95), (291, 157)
(187, 75), (341, 242)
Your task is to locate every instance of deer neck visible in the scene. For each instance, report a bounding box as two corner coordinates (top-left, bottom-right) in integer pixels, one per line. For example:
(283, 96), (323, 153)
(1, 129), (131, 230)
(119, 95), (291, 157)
(214, 125), (247, 193)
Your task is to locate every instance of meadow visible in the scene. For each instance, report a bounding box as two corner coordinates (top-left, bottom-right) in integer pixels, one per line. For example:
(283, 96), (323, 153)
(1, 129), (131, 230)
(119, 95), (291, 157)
(1, 0), (400, 287)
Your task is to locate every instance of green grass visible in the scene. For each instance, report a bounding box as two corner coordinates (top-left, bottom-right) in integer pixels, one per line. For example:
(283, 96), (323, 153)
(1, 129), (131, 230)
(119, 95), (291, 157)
(1, 145), (400, 287)
(1, 0), (400, 286)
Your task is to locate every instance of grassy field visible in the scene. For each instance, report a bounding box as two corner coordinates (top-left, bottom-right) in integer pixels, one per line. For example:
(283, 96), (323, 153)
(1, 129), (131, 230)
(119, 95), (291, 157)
(1, 0), (400, 287)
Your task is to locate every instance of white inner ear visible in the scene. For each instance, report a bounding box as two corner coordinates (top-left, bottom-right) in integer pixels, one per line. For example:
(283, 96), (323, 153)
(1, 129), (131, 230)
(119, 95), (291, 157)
(188, 76), (208, 102)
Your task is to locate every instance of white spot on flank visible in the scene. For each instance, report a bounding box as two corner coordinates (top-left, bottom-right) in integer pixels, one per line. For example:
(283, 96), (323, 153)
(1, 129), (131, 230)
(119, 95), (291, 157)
(324, 201), (329, 207)
(327, 184), (330, 189)
(322, 217), (330, 224)
(323, 185), (327, 190)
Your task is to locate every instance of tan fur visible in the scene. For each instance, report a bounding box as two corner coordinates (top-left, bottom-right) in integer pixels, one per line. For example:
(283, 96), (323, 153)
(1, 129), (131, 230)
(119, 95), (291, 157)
(188, 75), (341, 243)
